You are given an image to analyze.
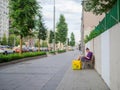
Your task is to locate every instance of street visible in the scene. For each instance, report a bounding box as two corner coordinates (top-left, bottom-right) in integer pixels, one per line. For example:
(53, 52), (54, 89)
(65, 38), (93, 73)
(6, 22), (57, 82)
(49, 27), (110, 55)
(0, 51), (79, 90)
(0, 50), (109, 90)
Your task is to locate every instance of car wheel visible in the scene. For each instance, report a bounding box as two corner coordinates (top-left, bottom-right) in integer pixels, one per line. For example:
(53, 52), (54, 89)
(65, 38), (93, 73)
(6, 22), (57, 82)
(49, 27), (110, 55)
(5, 51), (8, 55)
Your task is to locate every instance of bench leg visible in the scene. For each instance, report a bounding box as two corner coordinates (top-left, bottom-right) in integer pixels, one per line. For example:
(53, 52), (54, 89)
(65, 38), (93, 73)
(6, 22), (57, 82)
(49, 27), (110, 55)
(82, 62), (85, 69)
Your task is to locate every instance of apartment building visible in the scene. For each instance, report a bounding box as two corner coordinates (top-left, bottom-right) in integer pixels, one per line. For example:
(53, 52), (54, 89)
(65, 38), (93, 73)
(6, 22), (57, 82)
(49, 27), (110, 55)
(0, 0), (9, 39)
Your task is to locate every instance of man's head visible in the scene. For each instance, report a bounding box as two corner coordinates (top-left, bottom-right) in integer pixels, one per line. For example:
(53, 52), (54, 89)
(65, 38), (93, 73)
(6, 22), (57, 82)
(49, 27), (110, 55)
(86, 48), (90, 52)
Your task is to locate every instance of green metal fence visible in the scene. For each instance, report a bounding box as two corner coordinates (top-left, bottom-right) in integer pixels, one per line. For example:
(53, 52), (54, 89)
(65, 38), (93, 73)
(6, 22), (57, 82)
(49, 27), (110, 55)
(95, 0), (120, 31)
(85, 0), (120, 43)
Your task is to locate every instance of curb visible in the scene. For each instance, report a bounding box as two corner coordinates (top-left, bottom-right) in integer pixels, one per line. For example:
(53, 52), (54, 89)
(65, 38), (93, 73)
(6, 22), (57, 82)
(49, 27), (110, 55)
(0, 55), (47, 67)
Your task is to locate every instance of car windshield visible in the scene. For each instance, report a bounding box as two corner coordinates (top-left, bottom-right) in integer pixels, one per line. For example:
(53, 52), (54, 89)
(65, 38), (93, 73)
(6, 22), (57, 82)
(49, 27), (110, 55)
(0, 45), (10, 49)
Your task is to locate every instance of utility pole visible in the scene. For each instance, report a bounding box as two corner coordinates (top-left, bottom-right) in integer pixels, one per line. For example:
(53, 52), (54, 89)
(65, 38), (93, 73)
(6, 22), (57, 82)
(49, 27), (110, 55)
(53, 0), (56, 52)
(81, 1), (85, 55)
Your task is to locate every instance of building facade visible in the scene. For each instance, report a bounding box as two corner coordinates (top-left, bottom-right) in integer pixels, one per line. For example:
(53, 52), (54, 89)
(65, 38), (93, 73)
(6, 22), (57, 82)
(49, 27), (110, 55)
(83, 11), (105, 37)
(80, 9), (105, 55)
(0, 0), (9, 40)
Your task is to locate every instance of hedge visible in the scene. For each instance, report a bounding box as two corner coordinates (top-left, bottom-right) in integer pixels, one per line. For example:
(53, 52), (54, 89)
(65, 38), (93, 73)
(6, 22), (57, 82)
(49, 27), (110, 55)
(48, 50), (66, 54)
(57, 50), (66, 53)
(0, 52), (46, 63)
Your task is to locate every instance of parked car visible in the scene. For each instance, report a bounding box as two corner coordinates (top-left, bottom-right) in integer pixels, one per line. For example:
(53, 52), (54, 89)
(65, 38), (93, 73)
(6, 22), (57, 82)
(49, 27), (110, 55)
(23, 47), (29, 52)
(29, 47), (38, 52)
(40, 47), (48, 51)
(0, 48), (4, 54)
(13, 47), (20, 53)
(13, 46), (29, 53)
(0, 45), (14, 54)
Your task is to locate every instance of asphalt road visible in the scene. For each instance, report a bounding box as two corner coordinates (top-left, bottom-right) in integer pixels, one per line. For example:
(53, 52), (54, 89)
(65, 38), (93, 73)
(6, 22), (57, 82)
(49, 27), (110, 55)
(0, 51), (79, 90)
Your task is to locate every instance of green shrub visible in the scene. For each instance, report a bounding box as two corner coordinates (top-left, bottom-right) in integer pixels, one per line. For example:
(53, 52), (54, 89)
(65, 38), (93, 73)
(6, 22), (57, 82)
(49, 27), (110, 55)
(0, 52), (46, 63)
(57, 50), (66, 53)
(48, 51), (56, 54)
(48, 50), (66, 54)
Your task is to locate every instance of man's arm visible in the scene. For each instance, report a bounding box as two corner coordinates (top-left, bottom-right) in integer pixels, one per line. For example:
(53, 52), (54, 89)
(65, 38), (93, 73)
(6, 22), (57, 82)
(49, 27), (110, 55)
(85, 56), (90, 59)
(86, 52), (92, 60)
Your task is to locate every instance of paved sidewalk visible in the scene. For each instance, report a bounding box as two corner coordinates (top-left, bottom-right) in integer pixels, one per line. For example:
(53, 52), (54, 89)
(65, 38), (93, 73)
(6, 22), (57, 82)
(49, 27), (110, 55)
(56, 68), (110, 90)
(0, 51), (110, 90)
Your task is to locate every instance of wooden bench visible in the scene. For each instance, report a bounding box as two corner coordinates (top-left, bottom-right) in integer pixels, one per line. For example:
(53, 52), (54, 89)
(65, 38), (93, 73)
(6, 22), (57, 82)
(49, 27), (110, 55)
(82, 55), (95, 69)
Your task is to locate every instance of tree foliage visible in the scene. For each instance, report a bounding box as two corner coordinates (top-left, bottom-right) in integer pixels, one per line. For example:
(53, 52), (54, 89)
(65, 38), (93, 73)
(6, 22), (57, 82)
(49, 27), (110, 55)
(1, 34), (7, 45)
(55, 32), (59, 44)
(8, 34), (15, 46)
(41, 41), (48, 47)
(56, 14), (68, 44)
(15, 37), (20, 46)
(67, 38), (70, 46)
(70, 32), (75, 46)
(49, 30), (54, 44)
(83, 0), (117, 15)
(9, 0), (39, 37)
(9, 0), (39, 53)
(36, 14), (47, 40)
(36, 14), (47, 51)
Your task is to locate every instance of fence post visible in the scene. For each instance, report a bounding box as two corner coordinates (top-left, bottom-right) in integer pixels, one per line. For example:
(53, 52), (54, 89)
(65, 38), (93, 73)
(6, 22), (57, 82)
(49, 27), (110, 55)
(117, 0), (120, 21)
(105, 13), (107, 30)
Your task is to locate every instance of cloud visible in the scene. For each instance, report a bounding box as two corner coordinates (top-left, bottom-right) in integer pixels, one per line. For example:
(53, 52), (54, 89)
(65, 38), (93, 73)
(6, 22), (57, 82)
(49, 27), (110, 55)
(56, 0), (82, 14)
(37, 0), (82, 42)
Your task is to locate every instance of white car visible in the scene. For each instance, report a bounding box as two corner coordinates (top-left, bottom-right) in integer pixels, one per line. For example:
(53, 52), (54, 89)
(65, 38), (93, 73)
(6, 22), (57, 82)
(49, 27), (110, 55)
(3, 48), (14, 54)
(0, 45), (14, 54)
(0, 49), (4, 54)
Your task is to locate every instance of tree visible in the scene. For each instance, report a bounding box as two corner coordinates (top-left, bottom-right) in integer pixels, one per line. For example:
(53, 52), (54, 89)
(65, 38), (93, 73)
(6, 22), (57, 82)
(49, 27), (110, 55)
(70, 32), (75, 47)
(1, 34), (7, 45)
(48, 30), (54, 49)
(36, 14), (47, 51)
(8, 34), (15, 46)
(0, 38), (1, 45)
(9, 0), (39, 54)
(83, 0), (117, 15)
(49, 30), (54, 44)
(15, 37), (20, 46)
(56, 14), (68, 48)
(55, 32), (59, 44)
(41, 41), (48, 47)
(67, 38), (70, 46)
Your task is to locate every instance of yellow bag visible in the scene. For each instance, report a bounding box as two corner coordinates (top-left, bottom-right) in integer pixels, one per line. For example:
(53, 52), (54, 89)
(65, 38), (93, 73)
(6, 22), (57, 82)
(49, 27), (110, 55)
(72, 60), (82, 70)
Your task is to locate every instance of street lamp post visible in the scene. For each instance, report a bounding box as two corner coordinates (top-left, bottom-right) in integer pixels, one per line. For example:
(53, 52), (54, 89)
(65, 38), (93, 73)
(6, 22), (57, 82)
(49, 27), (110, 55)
(81, 1), (85, 55)
(53, 0), (56, 52)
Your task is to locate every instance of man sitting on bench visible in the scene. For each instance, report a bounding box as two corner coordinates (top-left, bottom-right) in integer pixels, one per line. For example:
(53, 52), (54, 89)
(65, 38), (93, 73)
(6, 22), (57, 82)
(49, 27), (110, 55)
(78, 48), (93, 68)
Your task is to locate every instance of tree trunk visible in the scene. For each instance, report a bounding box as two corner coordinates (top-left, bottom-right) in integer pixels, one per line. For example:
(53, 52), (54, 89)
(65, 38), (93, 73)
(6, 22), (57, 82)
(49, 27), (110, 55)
(20, 35), (22, 54)
(42, 40), (44, 47)
(38, 39), (40, 52)
(60, 42), (62, 50)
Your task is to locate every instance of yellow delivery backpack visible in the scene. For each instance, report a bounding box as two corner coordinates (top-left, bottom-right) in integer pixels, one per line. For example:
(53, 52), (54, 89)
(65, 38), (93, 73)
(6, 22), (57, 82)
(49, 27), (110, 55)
(72, 60), (82, 70)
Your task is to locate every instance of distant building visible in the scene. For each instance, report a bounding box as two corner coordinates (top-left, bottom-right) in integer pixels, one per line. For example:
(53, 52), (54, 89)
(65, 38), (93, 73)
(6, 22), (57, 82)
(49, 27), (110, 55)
(0, 0), (9, 40)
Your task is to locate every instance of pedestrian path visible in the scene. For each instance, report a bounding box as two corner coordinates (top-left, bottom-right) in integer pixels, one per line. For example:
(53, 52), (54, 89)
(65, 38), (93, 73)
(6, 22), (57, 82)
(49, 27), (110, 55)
(56, 67), (110, 90)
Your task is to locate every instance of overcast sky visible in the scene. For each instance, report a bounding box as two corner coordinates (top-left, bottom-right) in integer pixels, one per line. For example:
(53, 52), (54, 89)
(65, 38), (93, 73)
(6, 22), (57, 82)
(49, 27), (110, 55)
(38, 0), (82, 43)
